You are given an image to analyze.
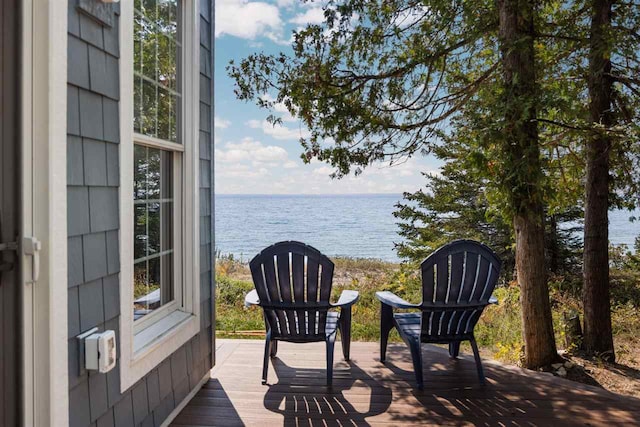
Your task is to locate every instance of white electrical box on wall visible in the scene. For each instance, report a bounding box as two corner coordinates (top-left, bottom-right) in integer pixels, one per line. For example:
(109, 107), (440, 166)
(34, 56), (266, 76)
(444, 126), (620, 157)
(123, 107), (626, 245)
(85, 330), (117, 373)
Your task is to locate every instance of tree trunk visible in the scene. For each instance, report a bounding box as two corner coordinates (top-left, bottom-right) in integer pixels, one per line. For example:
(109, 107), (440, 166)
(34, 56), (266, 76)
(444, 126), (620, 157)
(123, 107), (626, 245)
(498, 0), (559, 368)
(583, 0), (615, 362)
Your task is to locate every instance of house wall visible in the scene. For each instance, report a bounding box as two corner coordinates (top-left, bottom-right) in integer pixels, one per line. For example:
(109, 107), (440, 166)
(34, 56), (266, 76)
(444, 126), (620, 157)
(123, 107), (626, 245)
(66, 1), (214, 426)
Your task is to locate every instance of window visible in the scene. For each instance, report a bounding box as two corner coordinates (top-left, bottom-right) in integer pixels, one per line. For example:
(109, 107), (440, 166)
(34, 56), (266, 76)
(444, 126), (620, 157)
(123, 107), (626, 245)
(132, 0), (184, 327)
(133, 146), (180, 322)
(119, 0), (200, 391)
(133, 0), (181, 142)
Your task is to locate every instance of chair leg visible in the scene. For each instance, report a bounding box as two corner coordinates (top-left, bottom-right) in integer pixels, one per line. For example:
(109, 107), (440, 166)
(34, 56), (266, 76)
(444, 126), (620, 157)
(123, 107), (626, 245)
(448, 341), (460, 359)
(262, 335), (272, 385)
(380, 303), (394, 362)
(326, 336), (336, 387)
(470, 337), (485, 385)
(339, 307), (352, 361)
(408, 339), (424, 390)
(270, 340), (278, 357)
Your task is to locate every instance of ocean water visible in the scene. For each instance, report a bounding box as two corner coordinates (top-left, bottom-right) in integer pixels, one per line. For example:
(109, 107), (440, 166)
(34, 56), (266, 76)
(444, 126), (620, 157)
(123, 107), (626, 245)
(215, 194), (640, 263)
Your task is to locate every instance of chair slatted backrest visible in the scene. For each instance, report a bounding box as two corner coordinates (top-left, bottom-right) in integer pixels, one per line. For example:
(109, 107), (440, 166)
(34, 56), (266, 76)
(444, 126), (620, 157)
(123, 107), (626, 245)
(419, 240), (501, 339)
(250, 241), (335, 339)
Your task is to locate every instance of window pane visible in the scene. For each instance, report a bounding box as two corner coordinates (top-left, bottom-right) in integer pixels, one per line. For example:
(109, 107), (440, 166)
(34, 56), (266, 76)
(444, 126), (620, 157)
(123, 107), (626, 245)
(142, 0), (157, 22)
(134, 144), (147, 199)
(134, 204), (147, 260)
(134, 75), (143, 133)
(134, 0), (181, 143)
(133, 261), (151, 319)
(160, 202), (173, 251)
(134, 14), (143, 76)
(141, 79), (157, 137)
(157, 0), (178, 39)
(147, 202), (161, 255)
(157, 87), (172, 140)
(157, 37), (176, 91)
(133, 144), (175, 320)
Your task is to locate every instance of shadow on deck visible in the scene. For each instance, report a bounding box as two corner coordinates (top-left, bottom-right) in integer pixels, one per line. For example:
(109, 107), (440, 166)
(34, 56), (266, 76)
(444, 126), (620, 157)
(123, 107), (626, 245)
(172, 339), (640, 426)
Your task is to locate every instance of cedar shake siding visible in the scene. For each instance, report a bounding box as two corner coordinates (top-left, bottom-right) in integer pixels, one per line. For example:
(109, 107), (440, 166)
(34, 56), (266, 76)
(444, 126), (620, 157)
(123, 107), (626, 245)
(66, 1), (214, 426)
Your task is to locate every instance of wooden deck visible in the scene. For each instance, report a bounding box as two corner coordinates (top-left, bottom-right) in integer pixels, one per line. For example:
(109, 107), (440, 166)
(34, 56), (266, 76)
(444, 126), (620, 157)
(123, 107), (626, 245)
(172, 339), (640, 426)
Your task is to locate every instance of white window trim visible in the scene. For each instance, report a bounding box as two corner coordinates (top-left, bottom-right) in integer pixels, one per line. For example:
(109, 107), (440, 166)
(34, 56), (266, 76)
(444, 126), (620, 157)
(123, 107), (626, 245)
(119, 0), (201, 391)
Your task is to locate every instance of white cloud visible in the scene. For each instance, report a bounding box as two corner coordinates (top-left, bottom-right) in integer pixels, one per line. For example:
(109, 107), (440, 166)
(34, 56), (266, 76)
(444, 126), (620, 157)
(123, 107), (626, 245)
(312, 166), (334, 176)
(289, 7), (325, 25)
(246, 119), (311, 140)
(216, 154), (439, 194)
(215, 0), (283, 41)
(216, 137), (289, 165)
(214, 117), (231, 129)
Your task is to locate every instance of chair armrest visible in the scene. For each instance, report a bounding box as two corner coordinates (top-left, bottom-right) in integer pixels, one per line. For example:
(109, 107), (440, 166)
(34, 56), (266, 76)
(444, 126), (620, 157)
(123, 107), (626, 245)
(244, 289), (260, 307)
(375, 291), (420, 309)
(489, 295), (498, 305)
(331, 290), (359, 308)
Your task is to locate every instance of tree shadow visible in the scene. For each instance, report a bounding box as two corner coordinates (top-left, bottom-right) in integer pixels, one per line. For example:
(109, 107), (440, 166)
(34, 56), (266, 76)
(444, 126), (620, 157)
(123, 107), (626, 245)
(375, 343), (640, 425)
(606, 362), (640, 380)
(171, 378), (245, 427)
(263, 357), (393, 425)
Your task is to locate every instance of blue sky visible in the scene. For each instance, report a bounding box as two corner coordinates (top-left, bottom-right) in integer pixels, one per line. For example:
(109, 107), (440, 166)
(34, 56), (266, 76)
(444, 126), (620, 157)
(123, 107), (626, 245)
(214, 0), (442, 194)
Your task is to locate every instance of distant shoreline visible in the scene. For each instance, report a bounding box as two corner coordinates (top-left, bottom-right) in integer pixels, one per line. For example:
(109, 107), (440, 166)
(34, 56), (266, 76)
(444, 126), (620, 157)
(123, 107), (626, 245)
(215, 194), (640, 260)
(216, 193), (403, 197)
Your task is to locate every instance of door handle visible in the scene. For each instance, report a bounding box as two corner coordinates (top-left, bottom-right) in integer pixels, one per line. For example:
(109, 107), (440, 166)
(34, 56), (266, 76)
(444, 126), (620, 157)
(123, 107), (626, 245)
(23, 236), (41, 283)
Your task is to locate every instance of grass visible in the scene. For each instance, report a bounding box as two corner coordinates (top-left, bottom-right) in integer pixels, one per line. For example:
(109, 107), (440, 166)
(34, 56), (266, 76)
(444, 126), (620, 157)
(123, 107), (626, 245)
(214, 254), (640, 371)
(212, 250), (640, 399)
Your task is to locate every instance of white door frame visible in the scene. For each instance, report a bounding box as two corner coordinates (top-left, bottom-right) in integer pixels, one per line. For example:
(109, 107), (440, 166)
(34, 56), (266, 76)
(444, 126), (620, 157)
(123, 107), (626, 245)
(21, 1), (69, 426)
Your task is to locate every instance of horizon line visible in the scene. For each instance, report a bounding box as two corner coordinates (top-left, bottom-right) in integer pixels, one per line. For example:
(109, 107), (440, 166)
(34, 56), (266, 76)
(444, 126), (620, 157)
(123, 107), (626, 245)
(215, 192), (405, 196)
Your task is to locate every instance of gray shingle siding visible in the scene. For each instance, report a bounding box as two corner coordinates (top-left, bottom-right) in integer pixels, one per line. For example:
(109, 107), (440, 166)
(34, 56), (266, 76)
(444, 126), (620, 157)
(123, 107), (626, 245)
(67, 1), (214, 426)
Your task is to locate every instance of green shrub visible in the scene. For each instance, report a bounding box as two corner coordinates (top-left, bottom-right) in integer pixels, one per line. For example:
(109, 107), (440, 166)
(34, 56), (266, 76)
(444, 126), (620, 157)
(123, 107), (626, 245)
(216, 275), (254, 306)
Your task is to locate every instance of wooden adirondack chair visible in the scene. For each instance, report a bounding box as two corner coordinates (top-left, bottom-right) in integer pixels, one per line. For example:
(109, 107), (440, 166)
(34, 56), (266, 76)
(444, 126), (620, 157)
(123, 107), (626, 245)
(376, 240), (501, 389)
(244, 241), (359, 386)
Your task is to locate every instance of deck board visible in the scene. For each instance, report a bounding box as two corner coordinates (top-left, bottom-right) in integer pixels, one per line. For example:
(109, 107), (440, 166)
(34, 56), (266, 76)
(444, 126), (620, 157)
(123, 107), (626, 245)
(172, 340), (640, 426)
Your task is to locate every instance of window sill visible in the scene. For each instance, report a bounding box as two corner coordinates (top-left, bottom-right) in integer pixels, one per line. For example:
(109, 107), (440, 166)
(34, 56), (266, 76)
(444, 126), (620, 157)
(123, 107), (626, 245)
(133, 309), (193, 356)
(120, 309), (199, 392)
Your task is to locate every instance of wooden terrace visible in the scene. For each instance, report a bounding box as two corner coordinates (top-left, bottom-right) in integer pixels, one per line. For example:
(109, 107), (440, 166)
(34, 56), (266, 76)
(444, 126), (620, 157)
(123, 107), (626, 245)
(172, 339), (640, 426)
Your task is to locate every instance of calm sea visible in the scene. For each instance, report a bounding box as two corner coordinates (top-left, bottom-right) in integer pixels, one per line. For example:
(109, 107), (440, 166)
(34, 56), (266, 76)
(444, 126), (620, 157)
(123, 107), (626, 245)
(214, 194), (640, 263)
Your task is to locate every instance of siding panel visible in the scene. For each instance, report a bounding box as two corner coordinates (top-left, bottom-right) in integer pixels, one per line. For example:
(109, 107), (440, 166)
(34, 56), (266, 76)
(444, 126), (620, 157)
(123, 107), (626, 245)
(68, 236), (85, 287)
(113, 392), (134, 427)
(68, 36), (90, 89)
(102, 274), (119, 321)
(83, 139), (108, 186)
(79, 12), (105, 49)
(79, 278), (105, 330)
(103, 99), (120, 142)
(96, 409), (115, 427)
(89, 372), (109, 422)
(68, 136), (85, 185)
(131, 381), (150, 425)
(69, 287), (81, 337)
(106, 230), (120, 274)
(89, 187), (119, 232)
(79, 89), (104, 140)
(68, 2), (214, 425)
(68, 186), (91, 236)
(83, 232), (108, 281)
(68, 85), (81, 136)
(69, 381), (91, 427)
